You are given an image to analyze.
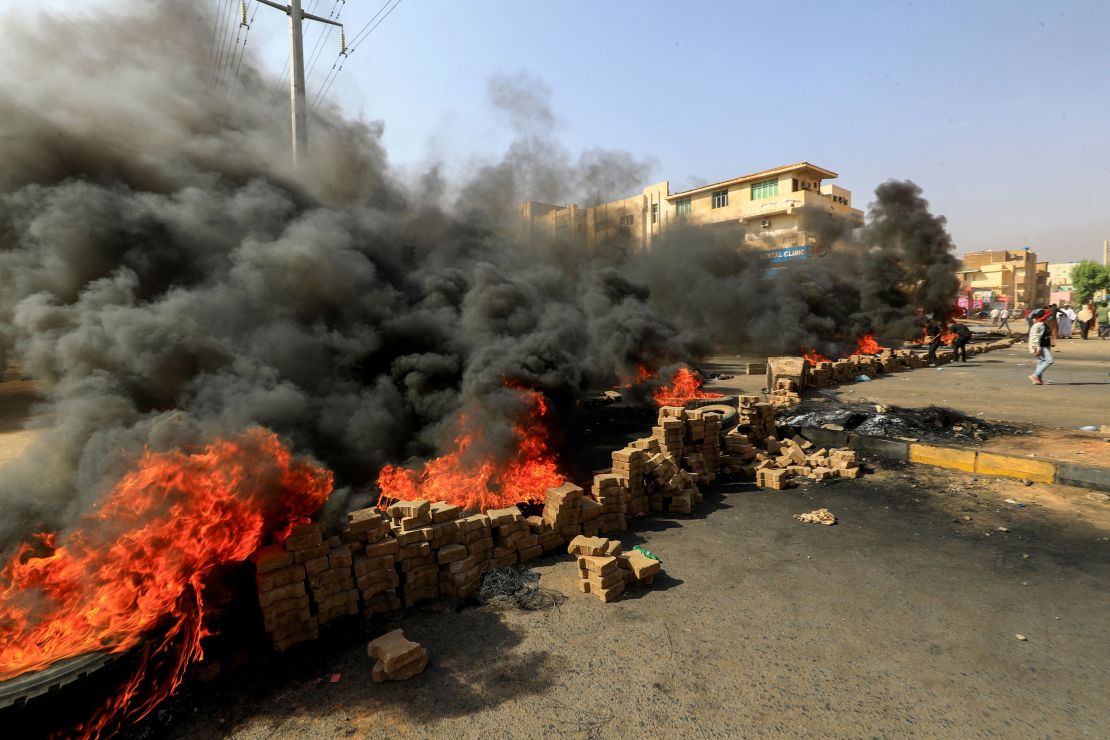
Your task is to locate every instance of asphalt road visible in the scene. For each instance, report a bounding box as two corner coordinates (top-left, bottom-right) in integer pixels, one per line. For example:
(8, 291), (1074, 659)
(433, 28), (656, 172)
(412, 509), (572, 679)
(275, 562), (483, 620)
(134, 463), (1110, 739)
(701, 327), (1110, 432)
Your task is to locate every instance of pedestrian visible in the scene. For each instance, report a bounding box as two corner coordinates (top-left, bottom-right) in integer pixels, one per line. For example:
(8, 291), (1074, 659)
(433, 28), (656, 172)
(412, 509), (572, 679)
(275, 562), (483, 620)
(925, 319), (942, 365)
(1028, 308), (1055, 385)
(990, 307), (1000, 326)
(1097, 301), (1110, 339)
(1077, 303), (1094, 340)
(949, 319), (972, 362)
(1057, 305), (1075, 339)
(998, 306), (1011, 333)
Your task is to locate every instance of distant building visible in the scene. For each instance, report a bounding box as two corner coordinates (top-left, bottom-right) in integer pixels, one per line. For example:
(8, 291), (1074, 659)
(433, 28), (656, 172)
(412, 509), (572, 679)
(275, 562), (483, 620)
(519, 162), (863, 259)
(1046, 261), (1079, 289)
(957, 249), (1051, 311)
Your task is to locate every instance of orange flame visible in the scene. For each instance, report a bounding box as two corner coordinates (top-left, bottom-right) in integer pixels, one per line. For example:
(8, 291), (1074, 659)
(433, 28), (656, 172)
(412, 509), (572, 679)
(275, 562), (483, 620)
(852, 334), (884, 355)
(652, 367), (722, 407)
(802, 347), (831, 364)
(615, 364), (658, 389)
(0, 429), (333, 735)
(377, 388), (565, 513)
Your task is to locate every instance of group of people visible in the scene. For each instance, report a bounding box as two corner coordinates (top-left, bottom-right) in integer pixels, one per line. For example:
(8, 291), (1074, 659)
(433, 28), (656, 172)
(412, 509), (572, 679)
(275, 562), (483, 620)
(1023, 302), (1110, 340)
(923, 318), (973, 365)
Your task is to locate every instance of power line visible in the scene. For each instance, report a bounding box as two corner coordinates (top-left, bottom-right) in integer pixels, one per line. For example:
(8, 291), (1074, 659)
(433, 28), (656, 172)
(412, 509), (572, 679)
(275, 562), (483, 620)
(214, 0), (243, 94)
(345, 0), (393, 51)
(211, 0), (235, 88)
(305, 1), (345, 87)
(311, 0), (404, 112)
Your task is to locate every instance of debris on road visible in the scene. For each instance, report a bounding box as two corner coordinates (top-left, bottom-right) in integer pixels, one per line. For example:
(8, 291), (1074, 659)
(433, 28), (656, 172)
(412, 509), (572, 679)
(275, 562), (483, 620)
(476, 567), (566, 611)
(367, 629), (428, 683)
(1015, 634), (1027, 641)
(794, 508), (837, 526)
(782, 401), (1023, 444)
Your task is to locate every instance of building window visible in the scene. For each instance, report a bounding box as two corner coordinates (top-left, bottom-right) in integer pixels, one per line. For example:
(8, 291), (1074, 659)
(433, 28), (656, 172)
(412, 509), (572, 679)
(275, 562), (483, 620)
(619, 214), (634, 226)
(711, 189), (728, 209)
(676, 198), (692, 217)
(595, 221), (606, 233)
(751, 179), (779, 200)
(651, 204), (658, 224)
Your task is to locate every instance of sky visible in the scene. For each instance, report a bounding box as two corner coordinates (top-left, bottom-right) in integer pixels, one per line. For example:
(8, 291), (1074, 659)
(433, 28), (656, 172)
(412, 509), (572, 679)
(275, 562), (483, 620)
(45, 0), (1110, 263)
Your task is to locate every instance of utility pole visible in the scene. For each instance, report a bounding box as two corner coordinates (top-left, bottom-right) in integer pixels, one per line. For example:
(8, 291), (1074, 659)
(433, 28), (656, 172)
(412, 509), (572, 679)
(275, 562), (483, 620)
(256, 0), (343, 166)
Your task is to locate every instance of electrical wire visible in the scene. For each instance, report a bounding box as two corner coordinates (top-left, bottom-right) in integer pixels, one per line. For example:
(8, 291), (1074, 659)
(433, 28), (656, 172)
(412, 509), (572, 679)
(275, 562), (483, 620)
(311, 0), (404, 112)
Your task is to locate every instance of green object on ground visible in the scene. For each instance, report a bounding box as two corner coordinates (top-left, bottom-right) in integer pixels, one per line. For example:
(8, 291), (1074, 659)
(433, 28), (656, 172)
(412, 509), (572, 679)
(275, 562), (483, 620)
(633, 545), (659, 561)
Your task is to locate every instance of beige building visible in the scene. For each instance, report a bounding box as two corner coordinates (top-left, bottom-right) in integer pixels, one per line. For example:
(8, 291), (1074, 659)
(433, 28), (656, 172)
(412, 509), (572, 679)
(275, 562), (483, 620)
(519, 162), (863, 259)
(1046, 262), (1079, 288)
(957, 249), (1051, 311)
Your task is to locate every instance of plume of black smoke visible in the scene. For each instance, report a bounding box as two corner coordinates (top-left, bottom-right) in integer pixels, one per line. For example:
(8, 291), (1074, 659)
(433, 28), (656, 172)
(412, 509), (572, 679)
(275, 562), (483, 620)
(0, 6), (696, 549)
(625, 183), (959, 357)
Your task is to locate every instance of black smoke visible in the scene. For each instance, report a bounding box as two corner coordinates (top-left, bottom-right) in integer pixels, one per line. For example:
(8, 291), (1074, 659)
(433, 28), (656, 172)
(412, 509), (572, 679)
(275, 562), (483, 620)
(0, 4), (960, 553)
(0, 5), (695, 549)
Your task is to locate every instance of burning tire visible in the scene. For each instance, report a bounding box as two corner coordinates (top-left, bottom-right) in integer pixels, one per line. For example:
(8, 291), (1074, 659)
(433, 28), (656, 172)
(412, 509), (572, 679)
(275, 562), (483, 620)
(0, 651), (116, 710)
(690, 403), (738, 430)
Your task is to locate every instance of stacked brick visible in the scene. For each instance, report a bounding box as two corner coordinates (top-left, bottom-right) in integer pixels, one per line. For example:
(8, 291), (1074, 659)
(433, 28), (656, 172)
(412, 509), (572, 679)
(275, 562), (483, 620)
(540, 483), (584, 542)
(590, 473), (628, 532)
(738, 396), (776, 440)
(387, 500), (440, 607)
(442, 512), (494, 597)
(311, 535), (359, 625)
(489, 505), (537, 566)
(720, 428), (758, 475)
(771, 377), (802, 407)
(253, 540), (315, 652)
(611, 449), (648, 517)
(568, 535), (662, 603)
(346, 507), (402, 618)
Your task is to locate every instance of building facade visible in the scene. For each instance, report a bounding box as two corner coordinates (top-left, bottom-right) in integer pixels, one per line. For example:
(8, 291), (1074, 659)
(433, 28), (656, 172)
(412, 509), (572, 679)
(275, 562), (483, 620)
(519, 162), (863, 258)
(957, 249), (1051, 311)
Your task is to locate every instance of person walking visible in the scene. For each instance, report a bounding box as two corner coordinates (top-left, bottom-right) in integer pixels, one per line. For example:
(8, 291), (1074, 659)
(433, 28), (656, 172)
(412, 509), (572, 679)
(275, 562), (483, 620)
(998, 307), (1011, 333)
(949, 320), (972, 362)
(990, 307), (1000, 326)
(1057, 305), (1075, 339)
(1028, 308), (1055, 385)
(1097, 301), (1110, 339)
(1077, 303), (1094, 340)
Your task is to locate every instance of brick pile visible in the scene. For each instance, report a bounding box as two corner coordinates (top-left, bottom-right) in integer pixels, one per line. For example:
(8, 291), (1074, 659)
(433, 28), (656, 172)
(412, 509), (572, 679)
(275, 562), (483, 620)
(253, 540), (315, 652)
(738, 396), (776, 440)
(488, 505), (530, 567)
(752, 438), (861, 489)
(771, 377), (802, 407)
(386, 500), (441, 607)
(590, 473), (628, 533)
(539, 483), (585, 542)
(367, 629), (428, 683)
(568, 535), (661, 603)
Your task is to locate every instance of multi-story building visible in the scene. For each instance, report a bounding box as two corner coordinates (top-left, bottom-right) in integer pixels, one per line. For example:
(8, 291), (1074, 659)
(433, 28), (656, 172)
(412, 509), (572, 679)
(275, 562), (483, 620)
(1046, 261), (1079, 305)
(519, 162), (863, 260)
(957, 249), (1051, 311)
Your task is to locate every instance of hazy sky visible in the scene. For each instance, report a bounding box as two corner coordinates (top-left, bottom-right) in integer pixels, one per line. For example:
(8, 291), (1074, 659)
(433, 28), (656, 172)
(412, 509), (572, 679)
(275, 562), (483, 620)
(48, 1), (1110, 262)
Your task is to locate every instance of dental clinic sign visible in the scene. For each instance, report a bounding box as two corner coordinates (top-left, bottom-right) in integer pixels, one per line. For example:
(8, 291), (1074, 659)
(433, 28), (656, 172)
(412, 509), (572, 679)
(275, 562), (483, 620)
(758, 245), (809, 266)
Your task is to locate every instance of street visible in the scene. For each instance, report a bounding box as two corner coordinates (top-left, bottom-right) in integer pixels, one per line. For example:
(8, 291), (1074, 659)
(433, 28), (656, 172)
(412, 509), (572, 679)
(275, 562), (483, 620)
(140, 463), (1110, 738)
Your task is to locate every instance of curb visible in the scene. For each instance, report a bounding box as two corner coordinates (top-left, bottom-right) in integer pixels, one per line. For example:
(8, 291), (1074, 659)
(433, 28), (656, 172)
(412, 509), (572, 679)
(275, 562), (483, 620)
(796, 427), (1110, 493)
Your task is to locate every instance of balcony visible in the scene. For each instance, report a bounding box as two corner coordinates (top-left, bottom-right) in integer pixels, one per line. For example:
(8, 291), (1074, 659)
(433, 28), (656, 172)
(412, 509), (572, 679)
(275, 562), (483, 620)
(739, 189), (861, 222)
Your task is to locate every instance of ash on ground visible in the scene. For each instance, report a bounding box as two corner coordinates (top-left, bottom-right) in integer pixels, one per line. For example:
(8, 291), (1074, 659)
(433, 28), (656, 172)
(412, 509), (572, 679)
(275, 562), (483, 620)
(781, 401), (1026, 444)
